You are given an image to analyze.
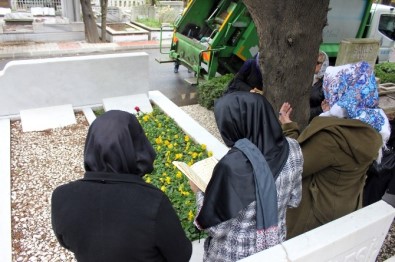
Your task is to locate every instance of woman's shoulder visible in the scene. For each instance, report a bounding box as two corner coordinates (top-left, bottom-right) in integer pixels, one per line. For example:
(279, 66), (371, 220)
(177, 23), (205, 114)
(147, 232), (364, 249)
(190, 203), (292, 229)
(300, 117), (382, 147)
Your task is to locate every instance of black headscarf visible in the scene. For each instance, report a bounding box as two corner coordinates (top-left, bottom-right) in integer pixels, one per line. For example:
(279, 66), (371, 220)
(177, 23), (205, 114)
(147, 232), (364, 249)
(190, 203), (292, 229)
(84, 110), (156, 176)
(215, 92), (289, 176)
(196, 92), (289, 228)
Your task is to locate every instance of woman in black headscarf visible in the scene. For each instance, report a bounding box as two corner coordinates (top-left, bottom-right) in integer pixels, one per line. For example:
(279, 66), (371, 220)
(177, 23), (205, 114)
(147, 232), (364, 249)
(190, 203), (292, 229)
(51, 110), (192, 262)
(223, 53), (264, 95)
(189, 92), (303, 261)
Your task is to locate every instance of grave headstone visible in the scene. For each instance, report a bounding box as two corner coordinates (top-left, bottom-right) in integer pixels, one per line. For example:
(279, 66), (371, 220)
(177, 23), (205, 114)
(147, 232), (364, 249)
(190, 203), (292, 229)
(335, 38), (380, 67)
(0, 7), (11, 16)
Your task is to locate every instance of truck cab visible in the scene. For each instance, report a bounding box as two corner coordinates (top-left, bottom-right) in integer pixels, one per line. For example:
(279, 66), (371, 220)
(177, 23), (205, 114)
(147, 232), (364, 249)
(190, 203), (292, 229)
(364, 3), (395, 63)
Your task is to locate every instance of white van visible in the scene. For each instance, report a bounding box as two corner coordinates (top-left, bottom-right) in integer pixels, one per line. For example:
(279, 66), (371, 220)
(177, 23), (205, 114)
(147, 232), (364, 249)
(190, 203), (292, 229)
(365, 3), (395, 63)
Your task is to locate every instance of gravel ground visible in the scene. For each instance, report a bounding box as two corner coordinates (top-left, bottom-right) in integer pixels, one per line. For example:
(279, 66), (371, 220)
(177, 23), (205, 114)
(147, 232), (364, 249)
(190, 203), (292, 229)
(9, 106), (394, 261)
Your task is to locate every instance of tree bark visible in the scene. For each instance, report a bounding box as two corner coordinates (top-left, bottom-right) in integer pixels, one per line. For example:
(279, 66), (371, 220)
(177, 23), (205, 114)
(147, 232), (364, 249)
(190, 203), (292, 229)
(80, 0), (101, 43)
(243, 0), (330, 128)
(100, 0), (108, 42)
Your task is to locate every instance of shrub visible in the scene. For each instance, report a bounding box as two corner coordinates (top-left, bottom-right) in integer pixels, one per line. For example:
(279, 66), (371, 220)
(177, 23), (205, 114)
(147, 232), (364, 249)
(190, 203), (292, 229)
(375, 62), (395, 84)
(136, 18), (161, 28)
(197, 73), (234, 110)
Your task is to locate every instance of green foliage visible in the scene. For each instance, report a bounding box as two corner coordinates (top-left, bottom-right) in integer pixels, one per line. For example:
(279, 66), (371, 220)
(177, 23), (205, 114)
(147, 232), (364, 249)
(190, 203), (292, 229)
(93, 108), (105, 116)
(197, 73), (234, 110)
(375, 62), (395, 84)
(136, 18), (162, 28)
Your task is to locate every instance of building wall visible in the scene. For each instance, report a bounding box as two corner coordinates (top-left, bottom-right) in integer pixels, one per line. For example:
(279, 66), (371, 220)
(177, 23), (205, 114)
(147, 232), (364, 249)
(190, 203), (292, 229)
(0, 0), (10, 8)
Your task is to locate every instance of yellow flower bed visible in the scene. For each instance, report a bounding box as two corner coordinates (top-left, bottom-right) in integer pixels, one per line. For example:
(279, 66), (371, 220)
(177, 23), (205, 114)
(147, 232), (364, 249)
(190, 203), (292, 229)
(138, 106), (211, 240)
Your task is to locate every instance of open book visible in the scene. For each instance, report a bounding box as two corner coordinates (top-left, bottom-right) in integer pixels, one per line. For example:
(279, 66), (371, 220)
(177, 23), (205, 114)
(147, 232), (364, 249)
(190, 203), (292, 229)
(172, 156), (218, 192)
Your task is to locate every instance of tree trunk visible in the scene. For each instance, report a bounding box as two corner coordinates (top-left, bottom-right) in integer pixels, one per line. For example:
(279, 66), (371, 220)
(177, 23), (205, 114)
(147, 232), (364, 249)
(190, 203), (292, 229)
(80, 0), (101, 43)
(243, 0), (330, 128)
(101, 0), (108, 42)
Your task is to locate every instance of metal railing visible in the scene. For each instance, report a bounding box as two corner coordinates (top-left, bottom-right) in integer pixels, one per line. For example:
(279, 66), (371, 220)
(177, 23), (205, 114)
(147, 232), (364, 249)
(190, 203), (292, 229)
(11, 0), (62, 11)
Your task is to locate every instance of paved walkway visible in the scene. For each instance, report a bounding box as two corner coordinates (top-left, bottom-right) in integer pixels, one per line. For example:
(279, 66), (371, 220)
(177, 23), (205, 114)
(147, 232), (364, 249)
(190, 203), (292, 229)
(0, 39), (171, 59)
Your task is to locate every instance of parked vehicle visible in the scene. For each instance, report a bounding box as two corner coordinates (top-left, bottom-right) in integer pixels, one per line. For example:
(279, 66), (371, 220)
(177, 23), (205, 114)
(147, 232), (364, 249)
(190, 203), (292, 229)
(158, 0), (394, 81)
(364, 3), (395, 63)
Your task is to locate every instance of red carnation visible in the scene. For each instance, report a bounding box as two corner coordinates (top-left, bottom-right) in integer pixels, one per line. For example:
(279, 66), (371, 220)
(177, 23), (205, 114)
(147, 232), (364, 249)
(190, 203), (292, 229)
(135, 106), (140, 112)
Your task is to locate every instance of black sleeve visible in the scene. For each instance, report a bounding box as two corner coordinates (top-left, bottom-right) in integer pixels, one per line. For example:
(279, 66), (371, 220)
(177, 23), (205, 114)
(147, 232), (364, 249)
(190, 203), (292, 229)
(155, 195), (192, 262)
(51, 189), (71, 250)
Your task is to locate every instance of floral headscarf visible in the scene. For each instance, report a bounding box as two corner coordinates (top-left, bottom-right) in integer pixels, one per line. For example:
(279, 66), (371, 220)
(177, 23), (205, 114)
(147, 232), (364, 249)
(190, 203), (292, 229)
(321, 61), (390, 150)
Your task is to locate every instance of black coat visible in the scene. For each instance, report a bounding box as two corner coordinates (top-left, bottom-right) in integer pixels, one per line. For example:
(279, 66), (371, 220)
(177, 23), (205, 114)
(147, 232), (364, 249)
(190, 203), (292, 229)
(309, 78), (324, 123)
(52, 171), (192, 262)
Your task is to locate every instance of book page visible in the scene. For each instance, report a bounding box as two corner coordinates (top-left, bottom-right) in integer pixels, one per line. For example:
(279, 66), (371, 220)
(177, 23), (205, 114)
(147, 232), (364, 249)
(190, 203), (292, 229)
(173, 156), (218, 192)
(190, 156), (218, 187)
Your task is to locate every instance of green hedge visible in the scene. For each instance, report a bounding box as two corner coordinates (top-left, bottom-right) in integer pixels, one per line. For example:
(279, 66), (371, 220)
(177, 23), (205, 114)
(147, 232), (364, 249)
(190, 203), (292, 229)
(375, 62), (395, 84)
(197, 74), (234, 110)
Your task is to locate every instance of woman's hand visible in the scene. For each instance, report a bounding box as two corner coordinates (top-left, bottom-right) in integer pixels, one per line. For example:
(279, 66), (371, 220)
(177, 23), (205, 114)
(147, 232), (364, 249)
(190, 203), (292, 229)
(250, 87), (263, 95)
(321, 99), (330, 112)
(279, 102), (293, 124)
(188, 180), (200, 193)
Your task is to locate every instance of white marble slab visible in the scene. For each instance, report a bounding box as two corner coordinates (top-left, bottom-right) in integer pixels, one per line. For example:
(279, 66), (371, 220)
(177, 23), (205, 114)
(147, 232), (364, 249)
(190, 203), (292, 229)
(82, 107), (96, 126)
(20, 104), (76, 132)
(239, 200), (395, 262)
(103, 93), (153, 114)
(0, 118), (11, 262)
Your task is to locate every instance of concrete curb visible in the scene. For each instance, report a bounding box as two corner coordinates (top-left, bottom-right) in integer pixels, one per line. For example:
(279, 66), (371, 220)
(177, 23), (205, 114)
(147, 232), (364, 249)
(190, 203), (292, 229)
(0, 42), (171, 59)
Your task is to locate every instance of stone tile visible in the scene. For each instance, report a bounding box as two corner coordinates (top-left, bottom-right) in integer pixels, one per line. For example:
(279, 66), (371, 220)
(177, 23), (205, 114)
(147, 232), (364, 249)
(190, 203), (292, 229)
(20, 104), (76, 132)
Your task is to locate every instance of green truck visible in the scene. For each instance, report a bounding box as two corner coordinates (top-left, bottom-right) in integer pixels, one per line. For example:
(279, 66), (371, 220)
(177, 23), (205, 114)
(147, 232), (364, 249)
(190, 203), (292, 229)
(158, 0), (394, 81)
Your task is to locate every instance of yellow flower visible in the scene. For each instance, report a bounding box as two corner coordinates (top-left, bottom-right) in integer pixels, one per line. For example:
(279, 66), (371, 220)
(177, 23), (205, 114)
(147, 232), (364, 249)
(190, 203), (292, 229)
(208, 151), (213, 157)
(181, 191), (190, 196)
(162, 172), (167, 176)
(176, 171), (183, 179)
(192, 152), (198, 159)
(167, 144), (173, 149)
(175, 153), (183, 160)
(157, 123), (162, 128)
(145, 177), (151, 183)
(201, 144), (207, 150)
(143, 115), (149, 122)
(174, 134), (179, 139)
(184, 135), (190, 142)
(156, 145), (161, 151)
(188, 210), (194, 221)
(187, 160), (194, 166)
(185, 200), (191, 205)
(165, 176), (171, 184)
(164, 140), (170, 145)
(161, 186), (166, 192)
(155, 136), (163, 145)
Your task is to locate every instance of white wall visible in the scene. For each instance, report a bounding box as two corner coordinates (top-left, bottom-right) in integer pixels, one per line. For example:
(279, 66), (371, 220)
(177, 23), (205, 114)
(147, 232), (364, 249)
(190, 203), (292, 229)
(0, 52), (149, 117)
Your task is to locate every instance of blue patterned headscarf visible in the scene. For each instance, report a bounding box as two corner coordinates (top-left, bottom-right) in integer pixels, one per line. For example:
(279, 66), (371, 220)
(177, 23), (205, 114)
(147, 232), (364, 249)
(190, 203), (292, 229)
(321, 61), (390, 149)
